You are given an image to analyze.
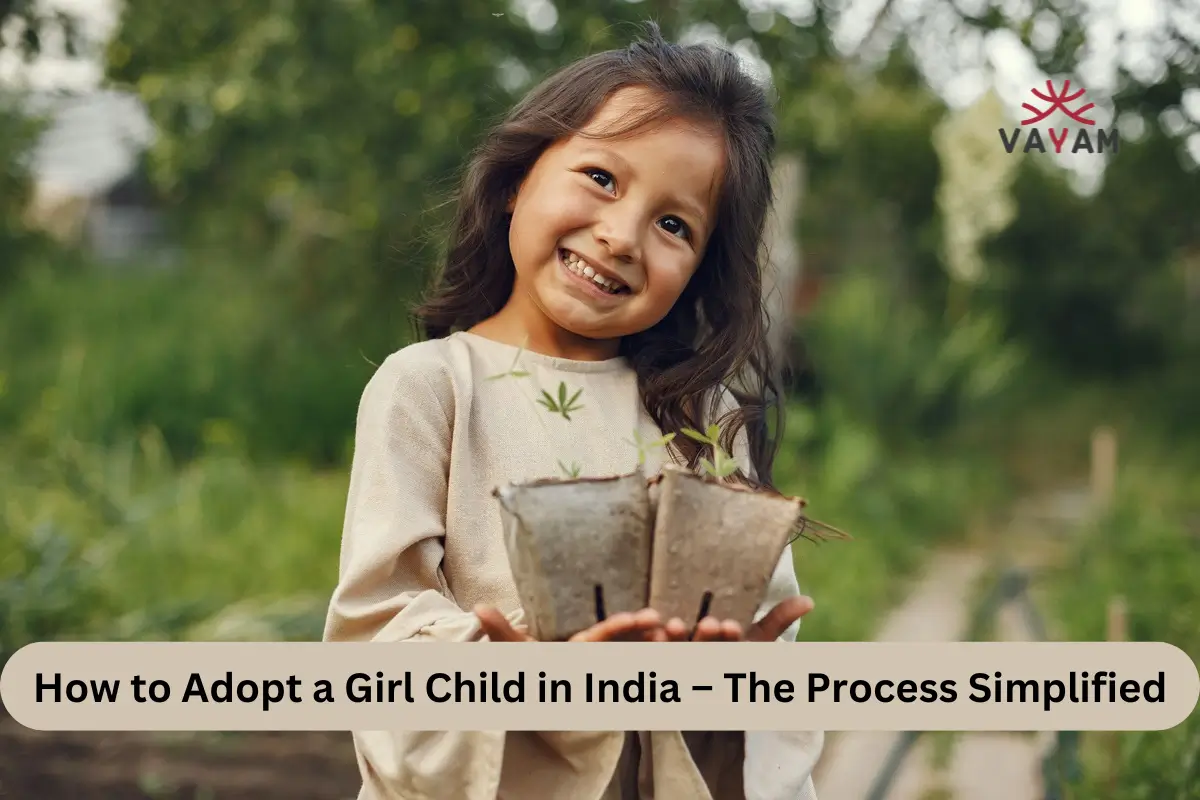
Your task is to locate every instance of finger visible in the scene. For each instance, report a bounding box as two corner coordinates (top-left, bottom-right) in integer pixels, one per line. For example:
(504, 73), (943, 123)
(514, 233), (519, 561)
(690, 617), (724, 642)
(691, 619), (745, 642)
(663, 617), (691, 642)
(474, 605), (527, 642)
(614, 609), (668, 642)
(720, 619), (744, 641)
(748, 596), (814, 642)
(571, 609), (663, 642)
(614, 609), (666, 641)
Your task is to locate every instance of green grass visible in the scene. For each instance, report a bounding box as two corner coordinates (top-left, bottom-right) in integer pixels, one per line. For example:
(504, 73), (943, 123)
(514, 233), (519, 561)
(0, 422), (348, 659)
(1041, 448), (1200, 797)
(0, 259), (396, 466)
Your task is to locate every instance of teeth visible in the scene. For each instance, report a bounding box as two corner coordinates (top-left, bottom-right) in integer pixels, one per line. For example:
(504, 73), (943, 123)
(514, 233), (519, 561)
(562, 251), (625, 294)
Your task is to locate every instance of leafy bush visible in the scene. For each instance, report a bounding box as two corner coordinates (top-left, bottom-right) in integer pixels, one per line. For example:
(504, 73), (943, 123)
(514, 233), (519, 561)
(1047, 461), (1200, 796)
(0, 396), (348, 666)
(796, 273), (1026, 450)
(0, 260), (399, 465)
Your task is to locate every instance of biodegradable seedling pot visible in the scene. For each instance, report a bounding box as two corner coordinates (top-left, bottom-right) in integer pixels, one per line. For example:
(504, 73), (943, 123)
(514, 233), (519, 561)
(647, 465), (804, 631)
(494, 469), (654, 641)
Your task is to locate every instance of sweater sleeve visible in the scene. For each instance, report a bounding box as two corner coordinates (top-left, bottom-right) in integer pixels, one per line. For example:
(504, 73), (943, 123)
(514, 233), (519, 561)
(322, 347), (512, 800)
(323, 347), (488, 645)
(720, 386), (826, 800)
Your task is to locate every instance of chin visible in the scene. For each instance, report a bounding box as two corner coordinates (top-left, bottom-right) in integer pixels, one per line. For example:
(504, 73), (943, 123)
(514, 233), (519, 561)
(541, 301), (614, 338)
(551, 318), (623, 341)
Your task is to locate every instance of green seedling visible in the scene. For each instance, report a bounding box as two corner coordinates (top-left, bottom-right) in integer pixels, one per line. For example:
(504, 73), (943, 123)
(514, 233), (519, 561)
(789, 513), (853, 545)
(488, 341), (798, 494)
(486, 341), (532, 381)
(680, 424), (740, 479)
(537, 382), (584, 421)
(624, 430), (677, 466)
(487, 339), (586, 474)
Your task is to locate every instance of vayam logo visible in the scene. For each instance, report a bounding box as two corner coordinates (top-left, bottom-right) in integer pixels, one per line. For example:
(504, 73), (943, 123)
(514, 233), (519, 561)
(1000, 79), (1118, 155)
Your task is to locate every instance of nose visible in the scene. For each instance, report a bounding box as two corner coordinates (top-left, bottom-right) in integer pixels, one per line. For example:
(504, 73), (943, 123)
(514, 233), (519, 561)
(593, 204), (642, 263)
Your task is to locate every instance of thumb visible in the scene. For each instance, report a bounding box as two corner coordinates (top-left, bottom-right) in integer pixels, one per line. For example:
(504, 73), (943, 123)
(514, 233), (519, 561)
(749, 595), (814, 642)
(474, 605), (529, 642)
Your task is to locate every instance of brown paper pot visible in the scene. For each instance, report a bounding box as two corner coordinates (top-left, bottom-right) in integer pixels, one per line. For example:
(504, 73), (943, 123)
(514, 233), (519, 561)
(648, 465), (803, 630)
(494, 469), (654, 641)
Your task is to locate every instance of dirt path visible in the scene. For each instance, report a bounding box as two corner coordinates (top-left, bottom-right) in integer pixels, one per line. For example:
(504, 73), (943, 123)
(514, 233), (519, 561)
(810, 549), (989, 799)
(924, 599), (1058, 800)
(813, 488), (1089, 799)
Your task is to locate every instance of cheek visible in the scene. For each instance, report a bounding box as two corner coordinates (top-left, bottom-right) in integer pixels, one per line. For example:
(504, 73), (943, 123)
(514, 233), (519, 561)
(644, 252), (698, 305)
(520, 179), (594, 227)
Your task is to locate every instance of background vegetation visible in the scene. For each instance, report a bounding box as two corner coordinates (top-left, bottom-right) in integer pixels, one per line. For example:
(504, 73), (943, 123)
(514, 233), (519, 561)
(1, 0), (1196, 795)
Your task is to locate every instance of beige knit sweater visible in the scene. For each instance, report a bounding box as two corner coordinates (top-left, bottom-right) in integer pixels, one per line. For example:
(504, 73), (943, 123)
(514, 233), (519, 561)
(323, 330), (823, 800)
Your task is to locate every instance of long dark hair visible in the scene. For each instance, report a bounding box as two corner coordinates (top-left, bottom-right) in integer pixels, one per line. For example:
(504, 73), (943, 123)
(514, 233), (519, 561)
(414, 22), (786, 490)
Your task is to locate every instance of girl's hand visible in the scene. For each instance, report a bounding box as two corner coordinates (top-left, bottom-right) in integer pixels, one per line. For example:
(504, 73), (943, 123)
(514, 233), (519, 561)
(662, 595), (815, 642)
(474, 605), (668, 643)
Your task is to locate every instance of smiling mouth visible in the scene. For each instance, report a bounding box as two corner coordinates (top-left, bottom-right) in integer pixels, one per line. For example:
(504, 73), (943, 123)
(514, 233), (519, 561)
(560, 249), (630, 295)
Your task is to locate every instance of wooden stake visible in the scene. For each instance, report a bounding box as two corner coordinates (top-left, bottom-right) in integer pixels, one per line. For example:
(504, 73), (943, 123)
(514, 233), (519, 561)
(1091, 427), (1117, 511)
(1105, 595), (1127, 795)
(1106, 595), (1127, 643)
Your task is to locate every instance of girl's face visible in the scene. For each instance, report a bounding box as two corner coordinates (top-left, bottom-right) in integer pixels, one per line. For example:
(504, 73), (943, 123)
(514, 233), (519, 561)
(505, 87), (725, 349)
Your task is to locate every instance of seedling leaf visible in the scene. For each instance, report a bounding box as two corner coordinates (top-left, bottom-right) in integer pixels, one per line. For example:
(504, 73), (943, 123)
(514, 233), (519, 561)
(537, 381), (585, 421)
(625, 430), (677, 465)
(790, 515), (854, 545)
(486, 340), (532, 380)
(714, 459), (739, 478)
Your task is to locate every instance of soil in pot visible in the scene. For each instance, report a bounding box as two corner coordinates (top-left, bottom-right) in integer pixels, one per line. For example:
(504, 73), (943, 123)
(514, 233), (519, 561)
(647, 465), (804, 632)
(494, 469), (654, 641)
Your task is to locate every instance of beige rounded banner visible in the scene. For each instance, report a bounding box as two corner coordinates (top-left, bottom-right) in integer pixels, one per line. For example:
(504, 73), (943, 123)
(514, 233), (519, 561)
(2, 641), (1196, 732)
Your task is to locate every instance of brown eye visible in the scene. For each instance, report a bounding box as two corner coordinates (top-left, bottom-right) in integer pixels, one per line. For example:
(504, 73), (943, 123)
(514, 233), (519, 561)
(659, 216), (690, 240)
(584, 168), (616, 193)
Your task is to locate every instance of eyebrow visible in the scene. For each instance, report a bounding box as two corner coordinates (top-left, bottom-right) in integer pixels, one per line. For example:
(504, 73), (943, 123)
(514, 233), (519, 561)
(577, 147), (711, 230)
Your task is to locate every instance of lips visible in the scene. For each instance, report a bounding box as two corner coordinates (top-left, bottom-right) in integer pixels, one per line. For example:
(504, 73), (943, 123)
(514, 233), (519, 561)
(560, 249), (630, 295)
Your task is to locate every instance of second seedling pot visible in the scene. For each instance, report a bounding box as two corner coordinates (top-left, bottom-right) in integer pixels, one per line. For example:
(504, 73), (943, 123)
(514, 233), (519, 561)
(494, 469), (654, 641)
(647, 465), (804, 631)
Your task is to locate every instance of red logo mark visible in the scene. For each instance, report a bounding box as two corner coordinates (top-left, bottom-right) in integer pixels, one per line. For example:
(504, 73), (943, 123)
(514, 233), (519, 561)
(1020, 79), (1096, 126)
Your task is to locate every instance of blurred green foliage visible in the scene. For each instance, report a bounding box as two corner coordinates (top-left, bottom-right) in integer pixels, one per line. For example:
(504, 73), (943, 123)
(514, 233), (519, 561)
(0, 262), (380, 464)
(797, 273), (1026, 450)
(776, 397), (1013, 643)
(984, 126), (1200, 383)
(0, 98), (53, 287)
(1049, 456), (1200, 796)
(0, 367), (348, 663)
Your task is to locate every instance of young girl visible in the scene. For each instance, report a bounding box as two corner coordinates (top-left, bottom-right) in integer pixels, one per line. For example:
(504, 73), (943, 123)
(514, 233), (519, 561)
(323, 23), (823, 800)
